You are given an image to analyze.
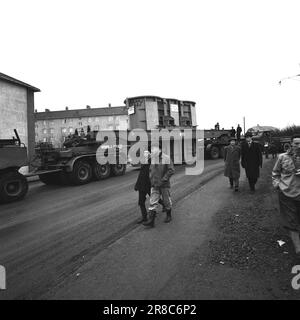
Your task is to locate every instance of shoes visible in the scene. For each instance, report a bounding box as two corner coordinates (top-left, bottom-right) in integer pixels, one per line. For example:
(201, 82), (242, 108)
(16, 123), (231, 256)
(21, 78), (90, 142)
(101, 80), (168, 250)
(164, 210), (172, 223)
(143, 211), (156, 228)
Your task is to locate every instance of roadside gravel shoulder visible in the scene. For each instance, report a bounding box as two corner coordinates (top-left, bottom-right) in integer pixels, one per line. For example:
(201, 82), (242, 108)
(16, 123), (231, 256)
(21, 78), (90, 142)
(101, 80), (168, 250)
(159, 158), (300, 300)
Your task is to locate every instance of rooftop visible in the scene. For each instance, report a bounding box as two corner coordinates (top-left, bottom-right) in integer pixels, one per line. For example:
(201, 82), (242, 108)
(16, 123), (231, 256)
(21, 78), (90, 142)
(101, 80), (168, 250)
(0, 72), (40, 92)
(34, 106), (128, 120)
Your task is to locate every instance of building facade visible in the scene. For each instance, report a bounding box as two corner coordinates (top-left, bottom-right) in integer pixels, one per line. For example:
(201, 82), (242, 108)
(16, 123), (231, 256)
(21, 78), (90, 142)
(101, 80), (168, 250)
(0, 72), (40, 164)
(34, 106), (128, 147)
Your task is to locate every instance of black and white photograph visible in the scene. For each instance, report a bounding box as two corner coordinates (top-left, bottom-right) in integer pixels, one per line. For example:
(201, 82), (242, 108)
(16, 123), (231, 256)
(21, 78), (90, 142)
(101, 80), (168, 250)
(0, 0), (300, 312)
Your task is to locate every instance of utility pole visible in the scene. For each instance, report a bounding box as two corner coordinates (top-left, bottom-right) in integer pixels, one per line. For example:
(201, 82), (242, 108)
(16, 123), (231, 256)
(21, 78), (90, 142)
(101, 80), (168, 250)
(243, 116), (246, 135)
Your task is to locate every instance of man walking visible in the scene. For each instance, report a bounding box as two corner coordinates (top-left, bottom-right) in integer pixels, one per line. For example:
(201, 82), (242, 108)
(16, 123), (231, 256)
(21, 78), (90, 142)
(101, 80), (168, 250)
(241, 132), (263, 192)
(134, 151), (151, 224)
(272, 134), (300, 258)
(224, 137), (241, 192)
(143, 143), (175, 228)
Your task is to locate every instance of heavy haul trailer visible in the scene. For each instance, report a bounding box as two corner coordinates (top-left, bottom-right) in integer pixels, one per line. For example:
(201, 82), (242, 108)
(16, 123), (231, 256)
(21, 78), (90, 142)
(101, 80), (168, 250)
(35, 131), (127, 186)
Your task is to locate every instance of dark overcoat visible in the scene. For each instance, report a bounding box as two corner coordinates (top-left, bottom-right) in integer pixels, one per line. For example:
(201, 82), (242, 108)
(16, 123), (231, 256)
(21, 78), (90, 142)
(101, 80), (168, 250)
(224, 145), (241, 179)
(134, 164), (151, 195)
(241, 141), (263, 179)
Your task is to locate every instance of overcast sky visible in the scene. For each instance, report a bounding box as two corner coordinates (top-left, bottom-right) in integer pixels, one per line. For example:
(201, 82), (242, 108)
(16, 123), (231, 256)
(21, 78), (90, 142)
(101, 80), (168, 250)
(1, 0), (300, 130)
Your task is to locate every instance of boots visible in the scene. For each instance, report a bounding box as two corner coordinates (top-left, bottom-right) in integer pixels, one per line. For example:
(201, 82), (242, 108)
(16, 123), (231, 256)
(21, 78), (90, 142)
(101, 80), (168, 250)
(137, 205), (148, 224)
(158, 198), (166, 212)
(143, 210), (156, 228)
(164, 209), (172, 223)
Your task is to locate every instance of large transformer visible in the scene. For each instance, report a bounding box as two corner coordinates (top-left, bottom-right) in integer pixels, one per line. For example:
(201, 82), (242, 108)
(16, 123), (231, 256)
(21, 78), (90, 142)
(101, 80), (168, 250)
(125, 95), (231, 160)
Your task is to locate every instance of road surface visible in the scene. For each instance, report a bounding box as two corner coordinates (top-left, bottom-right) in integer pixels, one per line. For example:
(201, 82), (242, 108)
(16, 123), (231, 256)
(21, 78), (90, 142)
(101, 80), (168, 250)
(0, 159), (224, 299)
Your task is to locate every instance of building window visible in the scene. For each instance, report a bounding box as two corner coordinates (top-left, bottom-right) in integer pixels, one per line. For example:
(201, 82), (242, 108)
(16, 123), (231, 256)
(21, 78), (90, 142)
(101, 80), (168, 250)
(108, 116), (113, 122)
(78, 121), (83, 127)
(62, 128), (67, 134)
(43, 128), (47, 135)
(69, 127), (74, 133)
(50, 128), (55, 134)
(43, 138), (47, 142)
(95, 117), (99, 122)
(43, 121), (47, 126)
(62, 119), (67, 124)
(88, 117), (92, 123)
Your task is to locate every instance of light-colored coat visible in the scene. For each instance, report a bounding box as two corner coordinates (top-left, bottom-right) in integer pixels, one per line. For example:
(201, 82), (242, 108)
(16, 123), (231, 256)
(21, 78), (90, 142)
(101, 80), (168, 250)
(224, 145), (241, 179)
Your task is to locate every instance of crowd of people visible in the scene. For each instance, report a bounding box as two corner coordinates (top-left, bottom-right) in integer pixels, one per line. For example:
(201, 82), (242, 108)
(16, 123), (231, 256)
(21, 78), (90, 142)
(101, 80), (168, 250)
(133, 132), (300, 262)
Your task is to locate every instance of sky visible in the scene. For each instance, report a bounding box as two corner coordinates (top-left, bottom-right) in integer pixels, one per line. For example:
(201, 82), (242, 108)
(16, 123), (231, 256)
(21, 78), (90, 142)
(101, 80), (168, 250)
(1, 0), (300, 131)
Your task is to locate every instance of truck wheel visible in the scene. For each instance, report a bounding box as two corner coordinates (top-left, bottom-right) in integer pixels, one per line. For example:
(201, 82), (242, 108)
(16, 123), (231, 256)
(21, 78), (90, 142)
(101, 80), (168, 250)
(0, 171), (28, 203)
(93, 163), (111, 180)
(210, 146), (220, 159)
(69, 160), (92, 185)
(111, 164), (126, 176)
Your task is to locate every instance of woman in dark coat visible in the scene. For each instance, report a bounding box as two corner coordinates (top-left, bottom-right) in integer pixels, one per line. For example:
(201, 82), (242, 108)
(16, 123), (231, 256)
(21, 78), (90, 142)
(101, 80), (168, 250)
(241, 133), (263, 191)
(224, 137), (241, 191)
(134, 151), (151, 223)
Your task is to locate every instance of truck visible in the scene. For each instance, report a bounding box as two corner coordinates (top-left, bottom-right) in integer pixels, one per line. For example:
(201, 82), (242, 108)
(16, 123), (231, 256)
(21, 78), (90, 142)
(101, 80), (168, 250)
(250, 130), (293, 153)
(203, 129), (232, 159)
(0, 130), (29, 203)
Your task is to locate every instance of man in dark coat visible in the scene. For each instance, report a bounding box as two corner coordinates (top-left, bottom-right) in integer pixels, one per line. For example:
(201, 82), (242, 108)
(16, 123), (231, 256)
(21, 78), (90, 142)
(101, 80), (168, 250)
(241, 132), (263, 192)
(134, 151), (151, 223)
(236, 124), (242, 140)
(230, 127), (236, 138)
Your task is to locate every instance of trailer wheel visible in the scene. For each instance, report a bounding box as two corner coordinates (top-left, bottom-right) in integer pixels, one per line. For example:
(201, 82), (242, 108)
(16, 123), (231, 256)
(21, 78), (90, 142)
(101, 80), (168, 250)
(111, 164), (126, 176)
(210, 146), (220, 159)
(0, 171), (28, 204)
(93, 163), (111, 180)
(69, 160), (92, 185)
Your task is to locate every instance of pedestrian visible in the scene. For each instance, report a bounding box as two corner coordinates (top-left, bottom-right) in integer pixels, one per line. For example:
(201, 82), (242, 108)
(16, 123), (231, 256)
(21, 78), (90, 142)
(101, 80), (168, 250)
(134, 151), (151, 224)
(143, 143), (175, 228)
(272, 134), (300, 258)
(241, 132), (263, 192)
(236, 124), (242, 140)
(269, 142), (278, 159)
(264, 142), (269, 159)
(230, 127), (236, 137)
(224, 137), (241, 192)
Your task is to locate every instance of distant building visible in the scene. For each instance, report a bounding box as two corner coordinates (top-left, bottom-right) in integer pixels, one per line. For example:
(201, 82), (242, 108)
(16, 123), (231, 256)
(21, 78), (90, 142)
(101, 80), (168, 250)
(34, 106), (128, 147)
(0, 72), (40, 164)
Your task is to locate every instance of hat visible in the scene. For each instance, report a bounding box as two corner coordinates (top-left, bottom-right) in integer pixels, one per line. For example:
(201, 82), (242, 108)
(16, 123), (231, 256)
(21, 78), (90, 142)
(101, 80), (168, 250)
(228, 137), (237, 141)
(245, 132), (253, 138)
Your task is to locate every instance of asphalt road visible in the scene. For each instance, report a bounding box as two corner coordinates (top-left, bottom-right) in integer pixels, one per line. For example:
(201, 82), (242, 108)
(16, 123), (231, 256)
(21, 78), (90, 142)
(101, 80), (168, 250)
(0, 159), (223, 300)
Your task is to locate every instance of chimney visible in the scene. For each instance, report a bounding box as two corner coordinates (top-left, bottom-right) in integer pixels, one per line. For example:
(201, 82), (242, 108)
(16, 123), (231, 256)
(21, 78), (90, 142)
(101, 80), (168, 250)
(65, 106), (69, 110)
(86, 105), (91, 109)
(45, 108), (50, 112)
(108, 103), (111, 108)
(35, 109), (37, 113)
